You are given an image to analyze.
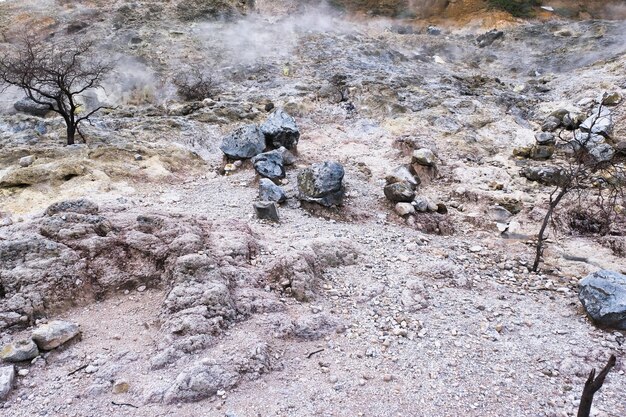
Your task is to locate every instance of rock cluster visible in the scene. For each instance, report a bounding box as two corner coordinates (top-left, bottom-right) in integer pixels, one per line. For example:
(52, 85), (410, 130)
(220, 108), (299, 161)
(384, 149), (446, 218)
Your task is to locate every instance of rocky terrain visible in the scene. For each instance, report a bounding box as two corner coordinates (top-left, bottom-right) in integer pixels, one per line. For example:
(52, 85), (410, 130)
(1, 1), (626, 416)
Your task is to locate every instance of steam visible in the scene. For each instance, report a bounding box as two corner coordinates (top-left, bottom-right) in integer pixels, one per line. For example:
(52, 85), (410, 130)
(191, 8), (353, 67)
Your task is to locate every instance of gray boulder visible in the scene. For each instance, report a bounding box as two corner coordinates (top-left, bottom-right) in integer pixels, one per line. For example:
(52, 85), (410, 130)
(251, 149), (285, 180)
(220, 125), (266, 159)
(0, 339), (39, 362)
(0, 365), (14, 400)
(384, 182), (415, 203)
(261, 109), (300, 150)
(520, 165), (566, 186)
(297, 162), (344, 207)
(588, 143), (615, 163)
(579, 270), (626, 329)
(580, 108), (612, 135)
(32, 320), (80, 350)
(14, 98), (50, 117)
(259, 178), (286, 203)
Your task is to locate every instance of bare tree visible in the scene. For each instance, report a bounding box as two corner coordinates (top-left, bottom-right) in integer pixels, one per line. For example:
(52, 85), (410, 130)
(172, 66), (216, 102)
(532, 97), (625, 271)
(0, 36), (113, 145)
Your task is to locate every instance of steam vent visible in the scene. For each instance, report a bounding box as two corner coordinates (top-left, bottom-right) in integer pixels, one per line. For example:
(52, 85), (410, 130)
(0, 0), (625, 415)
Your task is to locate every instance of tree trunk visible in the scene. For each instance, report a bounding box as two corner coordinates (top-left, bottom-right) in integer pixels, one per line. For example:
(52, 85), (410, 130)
(66, 124), (75, 145)
(532, 187), (569, 272)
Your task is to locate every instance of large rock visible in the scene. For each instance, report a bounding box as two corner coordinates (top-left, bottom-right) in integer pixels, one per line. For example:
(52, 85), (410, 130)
(219, 125), (266, 159)
(0, 365), (14, 400)
(579, 270), (626, 329)
(14, 97), (50, 117)
(32, 320), (80, 350)
(520, 165), (566, 186)
(384, 181), (415, 203)
(251, 149), (285, 179)
(580, 108), (612, 135)
(258, 178), (286, 203)
(297, 162), (345, 207)
(0, 339), (39, 362)
(261, 109), (300, 150)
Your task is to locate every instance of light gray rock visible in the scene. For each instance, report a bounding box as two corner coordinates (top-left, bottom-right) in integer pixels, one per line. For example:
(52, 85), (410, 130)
(220, 125), (266, 159)
(0, 365), (15, 400)
(32, 320), (80, 350)
(258, 179), (286, 203)
(411, 148), (436, 167)
(261, 109), (300, 150)
(0, 339), (39, 362)
(386, 166), (420, 189)
(579, 270), (626, 330)
(394, 203), (415, 216)
(588, 143), (615, 163)
(580, 108), (612, 135)
(19, 155), (35, 167)
(297, 162), (345, 207)
(164, 363), (238, 404)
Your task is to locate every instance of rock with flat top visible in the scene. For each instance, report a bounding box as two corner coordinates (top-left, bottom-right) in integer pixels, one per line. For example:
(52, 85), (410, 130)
(32, 320), (80, 350)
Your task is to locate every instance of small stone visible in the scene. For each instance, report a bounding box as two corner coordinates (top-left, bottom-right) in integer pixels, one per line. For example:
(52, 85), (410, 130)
(112, 380), (130, 394)
(0, 366), (15, 400)
(0, 339), (39, 362)
(411, 148), (436, 167)
(17, 369), (29, 377)
(384, 182), (415, 203)
(382, 374), (393, 382)
(18, 155), (35, 167)
(394, 203), (415, 217)
(136, 285), (146, 292)
(602, 92), (622, 106)
(253, 201), (279, 222)
(31, 321), (80, 350)
(85, 365), (98, 374)
(541, 116), (561, 132)
(530, 144), (554, 160)
(134, 154), (143, 161)
(536, 132), (556, 144)
(469, 246), (483, 253)
(258, 178), (286, 203)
